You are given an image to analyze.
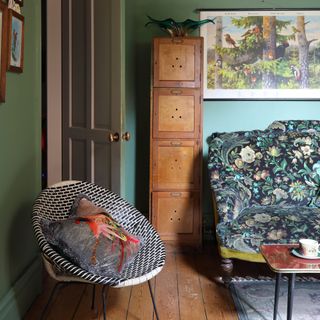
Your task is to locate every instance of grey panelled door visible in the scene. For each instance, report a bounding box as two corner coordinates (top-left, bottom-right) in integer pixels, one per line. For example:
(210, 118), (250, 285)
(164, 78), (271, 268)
(62, 0), (122, 193)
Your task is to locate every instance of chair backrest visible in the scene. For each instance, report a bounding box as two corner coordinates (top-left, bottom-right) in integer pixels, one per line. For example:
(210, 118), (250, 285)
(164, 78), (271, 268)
(32, 180), (145, 230)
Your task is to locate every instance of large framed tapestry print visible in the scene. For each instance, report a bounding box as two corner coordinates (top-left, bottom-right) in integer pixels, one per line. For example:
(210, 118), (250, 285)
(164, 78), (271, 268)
(200, 9), (320, 100)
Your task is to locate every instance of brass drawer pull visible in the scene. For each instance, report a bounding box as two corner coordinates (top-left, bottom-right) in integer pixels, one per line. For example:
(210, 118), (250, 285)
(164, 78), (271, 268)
(170, 89), (182, 95)
(170, 192), (182, 197)
(170, 141), (182, 146)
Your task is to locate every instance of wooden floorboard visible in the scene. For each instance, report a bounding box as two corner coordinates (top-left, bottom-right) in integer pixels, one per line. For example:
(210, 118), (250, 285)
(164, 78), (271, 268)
(127, 281), (154, 320)
(176, 253), (207, 320)
(24, 243), (273, 320)
(154, 253), (180, 320)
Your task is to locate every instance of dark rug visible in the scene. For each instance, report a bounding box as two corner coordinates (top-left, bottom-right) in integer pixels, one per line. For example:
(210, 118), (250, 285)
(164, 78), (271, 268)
(230, 278), (320, 320)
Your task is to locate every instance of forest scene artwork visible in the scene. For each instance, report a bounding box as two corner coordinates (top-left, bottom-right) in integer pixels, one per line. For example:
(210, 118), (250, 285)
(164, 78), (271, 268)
(200, 10), (320, 99)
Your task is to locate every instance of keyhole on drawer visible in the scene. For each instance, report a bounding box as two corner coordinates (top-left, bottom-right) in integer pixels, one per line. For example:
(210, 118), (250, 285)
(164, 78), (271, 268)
(179, 65), (182, 68)
(178, 218), (181, 221)
(170, 217), (173, 221)
(176, 57), (179, 60)
(171, 65), (175, 68)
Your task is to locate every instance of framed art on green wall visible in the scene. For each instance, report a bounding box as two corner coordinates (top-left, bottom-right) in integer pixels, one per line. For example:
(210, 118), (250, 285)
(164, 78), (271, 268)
(7, 9), (24, 73)
(0, 2), (7, 102)
(200, 9), (320, 100)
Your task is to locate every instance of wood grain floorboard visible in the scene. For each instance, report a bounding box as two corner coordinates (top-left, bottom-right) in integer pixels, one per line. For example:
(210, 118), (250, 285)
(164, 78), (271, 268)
(45, 283), (86, 320)
(104, 286), (132, 320)
(176, 253), (207, 320)
(154, 253), (180, 320)
(127, 280), (154, 320)
(24, 243), (278, 320)
(73, 284), (101, 320)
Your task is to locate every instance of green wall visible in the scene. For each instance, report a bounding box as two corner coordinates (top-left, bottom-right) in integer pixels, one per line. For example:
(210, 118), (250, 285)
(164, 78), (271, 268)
(0, 1), (41, 318)
(125, 0), (320, 236)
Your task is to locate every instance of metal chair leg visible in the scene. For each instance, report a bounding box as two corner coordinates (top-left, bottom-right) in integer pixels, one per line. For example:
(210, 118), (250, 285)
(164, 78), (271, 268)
(91, 284), (96, 309)
(101, 285), (109, 320)
(40, 282), (63, 320)
(148, 280), (160, 320)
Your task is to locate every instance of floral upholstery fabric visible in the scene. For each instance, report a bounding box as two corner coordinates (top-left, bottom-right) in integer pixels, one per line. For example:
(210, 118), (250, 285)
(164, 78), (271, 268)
(267, 120), (320, 134)
(208, 120), (320, 253)
(217, 206), (320, 253)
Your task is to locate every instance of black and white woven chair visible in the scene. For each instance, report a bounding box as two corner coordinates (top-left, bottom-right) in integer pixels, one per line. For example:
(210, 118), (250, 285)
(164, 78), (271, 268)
(32, 180), (166, 319)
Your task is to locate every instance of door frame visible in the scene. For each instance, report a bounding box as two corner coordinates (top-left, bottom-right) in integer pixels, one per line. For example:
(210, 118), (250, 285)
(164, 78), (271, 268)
(47, 0), (62, 186)
(46, 0), (125, 194)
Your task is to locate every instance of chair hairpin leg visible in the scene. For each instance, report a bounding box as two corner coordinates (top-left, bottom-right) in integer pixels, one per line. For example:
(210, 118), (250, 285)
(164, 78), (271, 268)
(91, 284), (96, 310)
(41, 282), (65, 320)
(148, 280), (160, 320)
(101, 285), (109, 320)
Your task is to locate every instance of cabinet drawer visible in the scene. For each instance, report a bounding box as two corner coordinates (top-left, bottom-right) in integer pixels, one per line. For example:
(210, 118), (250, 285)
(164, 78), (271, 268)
(153, 37), (202, 88)
(153, 88), (201, 139)
(152, 140), (200, 190)
(152, 191), (200, 241)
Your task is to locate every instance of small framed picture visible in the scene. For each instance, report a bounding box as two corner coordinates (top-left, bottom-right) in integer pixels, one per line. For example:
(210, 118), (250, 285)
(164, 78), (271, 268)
(0, 3), (8, 101)
(7, 9), (24, 73)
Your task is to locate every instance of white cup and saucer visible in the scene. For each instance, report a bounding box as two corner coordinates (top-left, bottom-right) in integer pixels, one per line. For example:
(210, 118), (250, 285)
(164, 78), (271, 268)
(292, 239), (320, 259)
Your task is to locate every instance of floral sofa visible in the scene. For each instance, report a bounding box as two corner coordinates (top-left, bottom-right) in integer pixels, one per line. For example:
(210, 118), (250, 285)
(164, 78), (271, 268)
(208, 120), (320, 270)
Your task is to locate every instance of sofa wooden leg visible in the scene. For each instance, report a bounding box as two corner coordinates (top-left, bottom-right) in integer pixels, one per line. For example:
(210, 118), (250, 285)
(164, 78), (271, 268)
(221, 258), (233, 272)
(221, 258), (233, 287)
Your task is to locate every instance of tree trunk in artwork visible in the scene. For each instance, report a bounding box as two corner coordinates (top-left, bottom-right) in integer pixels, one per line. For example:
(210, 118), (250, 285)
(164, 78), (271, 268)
(262, 16), (276, 88)
(215, 16), (223, 89)
(296, 16), (309, 88)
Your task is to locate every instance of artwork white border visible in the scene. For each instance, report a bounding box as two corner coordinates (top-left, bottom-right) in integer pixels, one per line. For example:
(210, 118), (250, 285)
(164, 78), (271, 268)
(200, 9), (320, 100)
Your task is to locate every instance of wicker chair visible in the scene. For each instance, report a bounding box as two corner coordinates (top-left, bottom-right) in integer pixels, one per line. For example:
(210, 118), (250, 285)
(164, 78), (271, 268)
(32, 180), (166, 319)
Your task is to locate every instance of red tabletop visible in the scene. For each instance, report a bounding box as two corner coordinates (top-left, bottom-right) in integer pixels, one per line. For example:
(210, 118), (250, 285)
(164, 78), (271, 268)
(260, 244), (320, 273)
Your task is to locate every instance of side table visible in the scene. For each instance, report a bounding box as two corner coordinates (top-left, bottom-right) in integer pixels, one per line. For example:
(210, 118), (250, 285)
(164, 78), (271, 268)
(260, 244), (320, 320)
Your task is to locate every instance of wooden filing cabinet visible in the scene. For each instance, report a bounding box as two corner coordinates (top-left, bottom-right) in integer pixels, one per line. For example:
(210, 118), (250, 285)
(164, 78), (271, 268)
(150, 37), (203, 246)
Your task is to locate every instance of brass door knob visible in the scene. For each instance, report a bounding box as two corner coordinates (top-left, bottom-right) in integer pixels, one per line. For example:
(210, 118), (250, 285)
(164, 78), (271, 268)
(109, 132), (120, 142)
(122, 132), (131, 141)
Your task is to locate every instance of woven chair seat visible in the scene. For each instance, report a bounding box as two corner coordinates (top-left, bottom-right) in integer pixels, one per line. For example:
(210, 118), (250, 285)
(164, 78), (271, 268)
(32, 180), (166, 288)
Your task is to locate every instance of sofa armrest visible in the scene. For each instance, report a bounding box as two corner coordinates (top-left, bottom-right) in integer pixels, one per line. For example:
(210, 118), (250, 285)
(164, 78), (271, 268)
(211, 183), (249, 224)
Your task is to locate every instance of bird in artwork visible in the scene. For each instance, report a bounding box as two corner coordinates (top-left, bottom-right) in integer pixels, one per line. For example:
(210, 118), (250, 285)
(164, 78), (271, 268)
(252, 25), (263, 42)
(224, 34), (238, 48)
(145, 16), (215, 37)
(290, 65), (301, 81)
(241, 29), (253, 39)
(292, 26), (301, 34)
(275, 41), (289, 59)
(252, 25), (262, 36)
(215, 57), (222, 68)
(243, 66), (252, 77)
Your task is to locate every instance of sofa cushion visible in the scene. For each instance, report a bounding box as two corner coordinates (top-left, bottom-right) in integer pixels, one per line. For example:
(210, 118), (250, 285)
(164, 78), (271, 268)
(216, 206), (320, 253)
(208, 129), (320, 222)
